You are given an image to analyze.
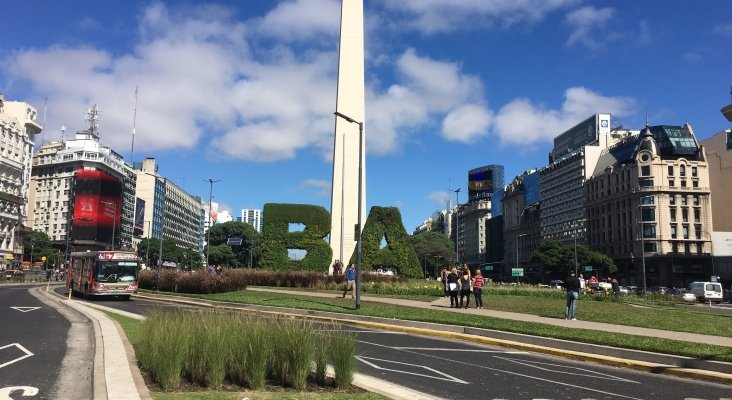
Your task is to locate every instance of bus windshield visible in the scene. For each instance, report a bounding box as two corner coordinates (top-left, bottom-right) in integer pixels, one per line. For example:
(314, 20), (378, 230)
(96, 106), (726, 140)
(95, 261), (138, 283)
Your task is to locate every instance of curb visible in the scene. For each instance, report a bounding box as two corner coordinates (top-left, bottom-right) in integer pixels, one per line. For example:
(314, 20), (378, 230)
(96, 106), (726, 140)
(135, 292), (732, 385)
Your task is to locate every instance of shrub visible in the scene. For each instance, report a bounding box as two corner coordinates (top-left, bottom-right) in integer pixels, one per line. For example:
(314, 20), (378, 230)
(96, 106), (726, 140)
(138, 310), (190, 390)
(329, 327), (357, 388)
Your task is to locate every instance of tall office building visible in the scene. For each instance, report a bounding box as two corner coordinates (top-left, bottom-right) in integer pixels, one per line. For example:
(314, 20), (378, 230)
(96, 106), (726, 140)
(503, 170), (541, 271)
(28, 105), (131, 252)
(0, 96), (42, 267)
(586, 124), (713, 287)
(241, 208), (262, 233)
(134, 158), (204, 253)
(330, 0), (365, 266)
(540, 114), (633, 246)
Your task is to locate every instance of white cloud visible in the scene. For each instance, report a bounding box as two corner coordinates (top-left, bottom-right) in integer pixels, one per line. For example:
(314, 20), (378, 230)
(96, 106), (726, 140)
(380, 0), (577, 35)
(301, 178), (331, 198)
(714, 23), (732, 37)
(367, 48), (490, 153)
(565, 6), (616, 49)
(493, 87), (636, 146)
(682, 51), (702, 63)
(442, 104), (493, 143)
(253, 0), (340, 42)
(426, 191), (450, 207)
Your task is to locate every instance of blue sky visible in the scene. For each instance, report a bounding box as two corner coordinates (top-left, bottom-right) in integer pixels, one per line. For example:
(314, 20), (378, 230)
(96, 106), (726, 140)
(2, 0), (731, 233)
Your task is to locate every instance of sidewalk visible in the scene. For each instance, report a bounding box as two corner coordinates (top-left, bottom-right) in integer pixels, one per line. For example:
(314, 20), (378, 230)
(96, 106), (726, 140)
(247, 287), (732, 348)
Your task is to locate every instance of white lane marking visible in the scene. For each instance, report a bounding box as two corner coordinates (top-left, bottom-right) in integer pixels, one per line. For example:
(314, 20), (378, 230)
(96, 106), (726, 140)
(495, 356), (639, 383)
(320, 329), (407, 334)
(358, 339), (643, 399)
(0, 386), (39, 398)
(10, 307), (41, 313)
(393, 347), (528, 354)
(356, 356), (468, 384)
(0, 343), (34, 369)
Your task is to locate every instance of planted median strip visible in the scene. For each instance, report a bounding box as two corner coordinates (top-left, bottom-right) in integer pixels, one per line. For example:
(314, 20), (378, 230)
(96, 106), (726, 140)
(154, 289), (732, 363)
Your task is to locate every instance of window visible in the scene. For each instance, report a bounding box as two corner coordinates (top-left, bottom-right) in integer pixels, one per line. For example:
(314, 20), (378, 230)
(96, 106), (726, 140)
(641, 195), (655, 205)
(691, 166), (697, 177)
(683, 225), (689, 239)
(668, 165), (674, 176)
(644, 242), (657, 252)
(641, 165), (651, 176)
(642, 207), (655, 222)
(681, 180), (687, 188)
(693, 195), (699, 206)
(643, 223), (656, 238)
(727, 130), (732, 150)
(670, 209), (676, 222)
(669, 194), (676, 205)
(682, 209), (688, 223)
(680, 165), (686, 176)
(680, 195), (687, 206)
(671, 225), (677, 238)
(669, 180), (675, 187)
(694, 209), (700, 223)
(695, 225), (701, 239)
(639, 179), (654, 187)
(692, 180), (698, 188)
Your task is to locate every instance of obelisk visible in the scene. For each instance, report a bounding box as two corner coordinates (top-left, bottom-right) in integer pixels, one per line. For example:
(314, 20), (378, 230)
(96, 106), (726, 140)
(330, 0), (365, 271)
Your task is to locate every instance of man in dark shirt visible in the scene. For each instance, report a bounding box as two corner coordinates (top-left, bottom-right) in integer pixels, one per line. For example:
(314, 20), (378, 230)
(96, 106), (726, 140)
(565, 270), (581, 320)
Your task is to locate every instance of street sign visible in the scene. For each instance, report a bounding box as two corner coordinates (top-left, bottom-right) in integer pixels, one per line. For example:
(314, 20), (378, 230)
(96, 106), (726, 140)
(584, 265), (592, 271)
(227, 237), (242, 246)
(483, 265), (494, 271)
(511, 268), (523, 277)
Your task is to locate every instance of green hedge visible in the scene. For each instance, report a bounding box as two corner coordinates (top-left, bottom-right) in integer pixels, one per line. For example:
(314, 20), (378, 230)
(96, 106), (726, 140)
(357, 206), (421, 278)
(259, 203), (332, 272)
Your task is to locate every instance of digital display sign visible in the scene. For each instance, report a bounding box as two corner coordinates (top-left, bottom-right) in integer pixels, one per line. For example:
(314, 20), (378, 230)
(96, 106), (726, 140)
(468, 165), (504, 203)
(72, 169), (122, 245)
(134, 198), (145, 237)
(552, 113), (610, 160)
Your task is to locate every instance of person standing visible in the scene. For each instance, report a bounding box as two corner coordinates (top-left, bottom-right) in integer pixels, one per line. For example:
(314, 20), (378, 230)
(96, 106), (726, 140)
(565, 270), (581, 320)
(473, 269), (484, 309)
(459, 268), (472, 308)
(611, 277), (620, 300)
(446, 267), (459, 308)
(342, 264), (356, 299)
(440, 267), (448, 297)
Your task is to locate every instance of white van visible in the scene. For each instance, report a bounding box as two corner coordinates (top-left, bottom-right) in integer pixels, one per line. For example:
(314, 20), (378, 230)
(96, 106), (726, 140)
(689, 281), (723, 303)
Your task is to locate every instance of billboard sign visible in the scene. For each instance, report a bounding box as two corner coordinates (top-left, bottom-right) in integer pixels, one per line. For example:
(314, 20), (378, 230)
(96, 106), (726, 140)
(468, 166), (494, 202)
(134, 198), (145, 236)
(72, 169), (122, 245)
(552, 113), (610, 159)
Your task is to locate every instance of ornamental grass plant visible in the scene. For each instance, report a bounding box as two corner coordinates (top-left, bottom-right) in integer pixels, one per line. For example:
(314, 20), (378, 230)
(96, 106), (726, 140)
(138, 311), (356, 391)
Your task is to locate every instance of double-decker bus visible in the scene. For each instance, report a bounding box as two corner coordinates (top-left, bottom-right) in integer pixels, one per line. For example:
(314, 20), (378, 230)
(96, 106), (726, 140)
(67, 251), (140, 300)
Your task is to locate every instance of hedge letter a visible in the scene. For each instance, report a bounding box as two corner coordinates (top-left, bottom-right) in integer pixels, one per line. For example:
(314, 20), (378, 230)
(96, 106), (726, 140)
(356, 206), (421, 278)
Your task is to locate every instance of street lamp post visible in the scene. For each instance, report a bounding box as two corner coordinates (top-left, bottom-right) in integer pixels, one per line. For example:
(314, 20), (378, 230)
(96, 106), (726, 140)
(516, 234), (527, 285)
(334, 111), (364, 310)
(453, 188), (461, 264)
(574, 234), (578, 276)
(423, 253), (430, 278)
(638, 198), (651, 297)
(204, 178), (221, 270)
(101, 200), (117, 251)
(157, 178), (167, 291)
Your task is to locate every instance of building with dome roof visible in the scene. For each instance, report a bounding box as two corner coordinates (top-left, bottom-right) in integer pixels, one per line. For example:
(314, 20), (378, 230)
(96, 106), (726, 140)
(586, 124), (713, 288)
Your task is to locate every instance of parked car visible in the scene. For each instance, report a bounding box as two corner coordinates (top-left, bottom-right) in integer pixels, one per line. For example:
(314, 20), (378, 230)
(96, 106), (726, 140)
(549, 280), (564, 289)
(618, 286), (630, 294)
(670, 288), (696, 302)
(3, 269), (23, 280)
(648, 286), (671, 295)
(689, 281), (723, 303)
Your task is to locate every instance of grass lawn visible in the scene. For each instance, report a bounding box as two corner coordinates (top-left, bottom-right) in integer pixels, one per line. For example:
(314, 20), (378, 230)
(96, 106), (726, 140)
(156, 289), (732, 363)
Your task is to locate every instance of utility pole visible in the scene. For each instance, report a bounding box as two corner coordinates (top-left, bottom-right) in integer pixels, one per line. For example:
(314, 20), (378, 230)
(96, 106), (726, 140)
(204, 178), (221, 269)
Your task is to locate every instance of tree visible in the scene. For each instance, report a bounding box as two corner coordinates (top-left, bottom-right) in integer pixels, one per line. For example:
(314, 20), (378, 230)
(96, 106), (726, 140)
(135, 238), (184, 268)
(531, 239), (617, 281)
(208, 221), (263, 267)
(408, 231), (456, 277)
(23, 231), (56, 266)
(207, 244), (237, 267)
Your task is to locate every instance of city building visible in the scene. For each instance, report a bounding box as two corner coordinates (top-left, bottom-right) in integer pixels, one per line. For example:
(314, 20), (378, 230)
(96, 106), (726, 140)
(586, 124), (713, 287)
(503, 170), (541, 280)
(451, 165), (504, 265)
(241, 208), (262, 232)
(700, 127), (732, 280)
(28, 105), (131, 252)
(413, 210), (449, 235)
(0, 95), (42, 267)
(540, 114), (634, 246)
(134, 158), (204, 254)
(217, 209), (234, 224)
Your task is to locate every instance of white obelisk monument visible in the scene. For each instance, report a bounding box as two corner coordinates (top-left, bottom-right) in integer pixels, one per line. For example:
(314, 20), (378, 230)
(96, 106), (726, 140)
(330, 0), (365, 270)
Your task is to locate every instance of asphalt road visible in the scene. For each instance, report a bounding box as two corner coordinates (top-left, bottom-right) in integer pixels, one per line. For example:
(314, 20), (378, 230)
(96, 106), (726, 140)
(0, 285), (71, 399)
(51, 286), (732, 400)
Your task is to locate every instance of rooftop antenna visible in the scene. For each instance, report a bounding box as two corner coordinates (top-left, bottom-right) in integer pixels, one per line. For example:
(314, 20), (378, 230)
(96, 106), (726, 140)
(84, 104), (100, 137)
(645, 102), (649, 127)
(60, 125), (66, 142)
(130, 86), (138, 166)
